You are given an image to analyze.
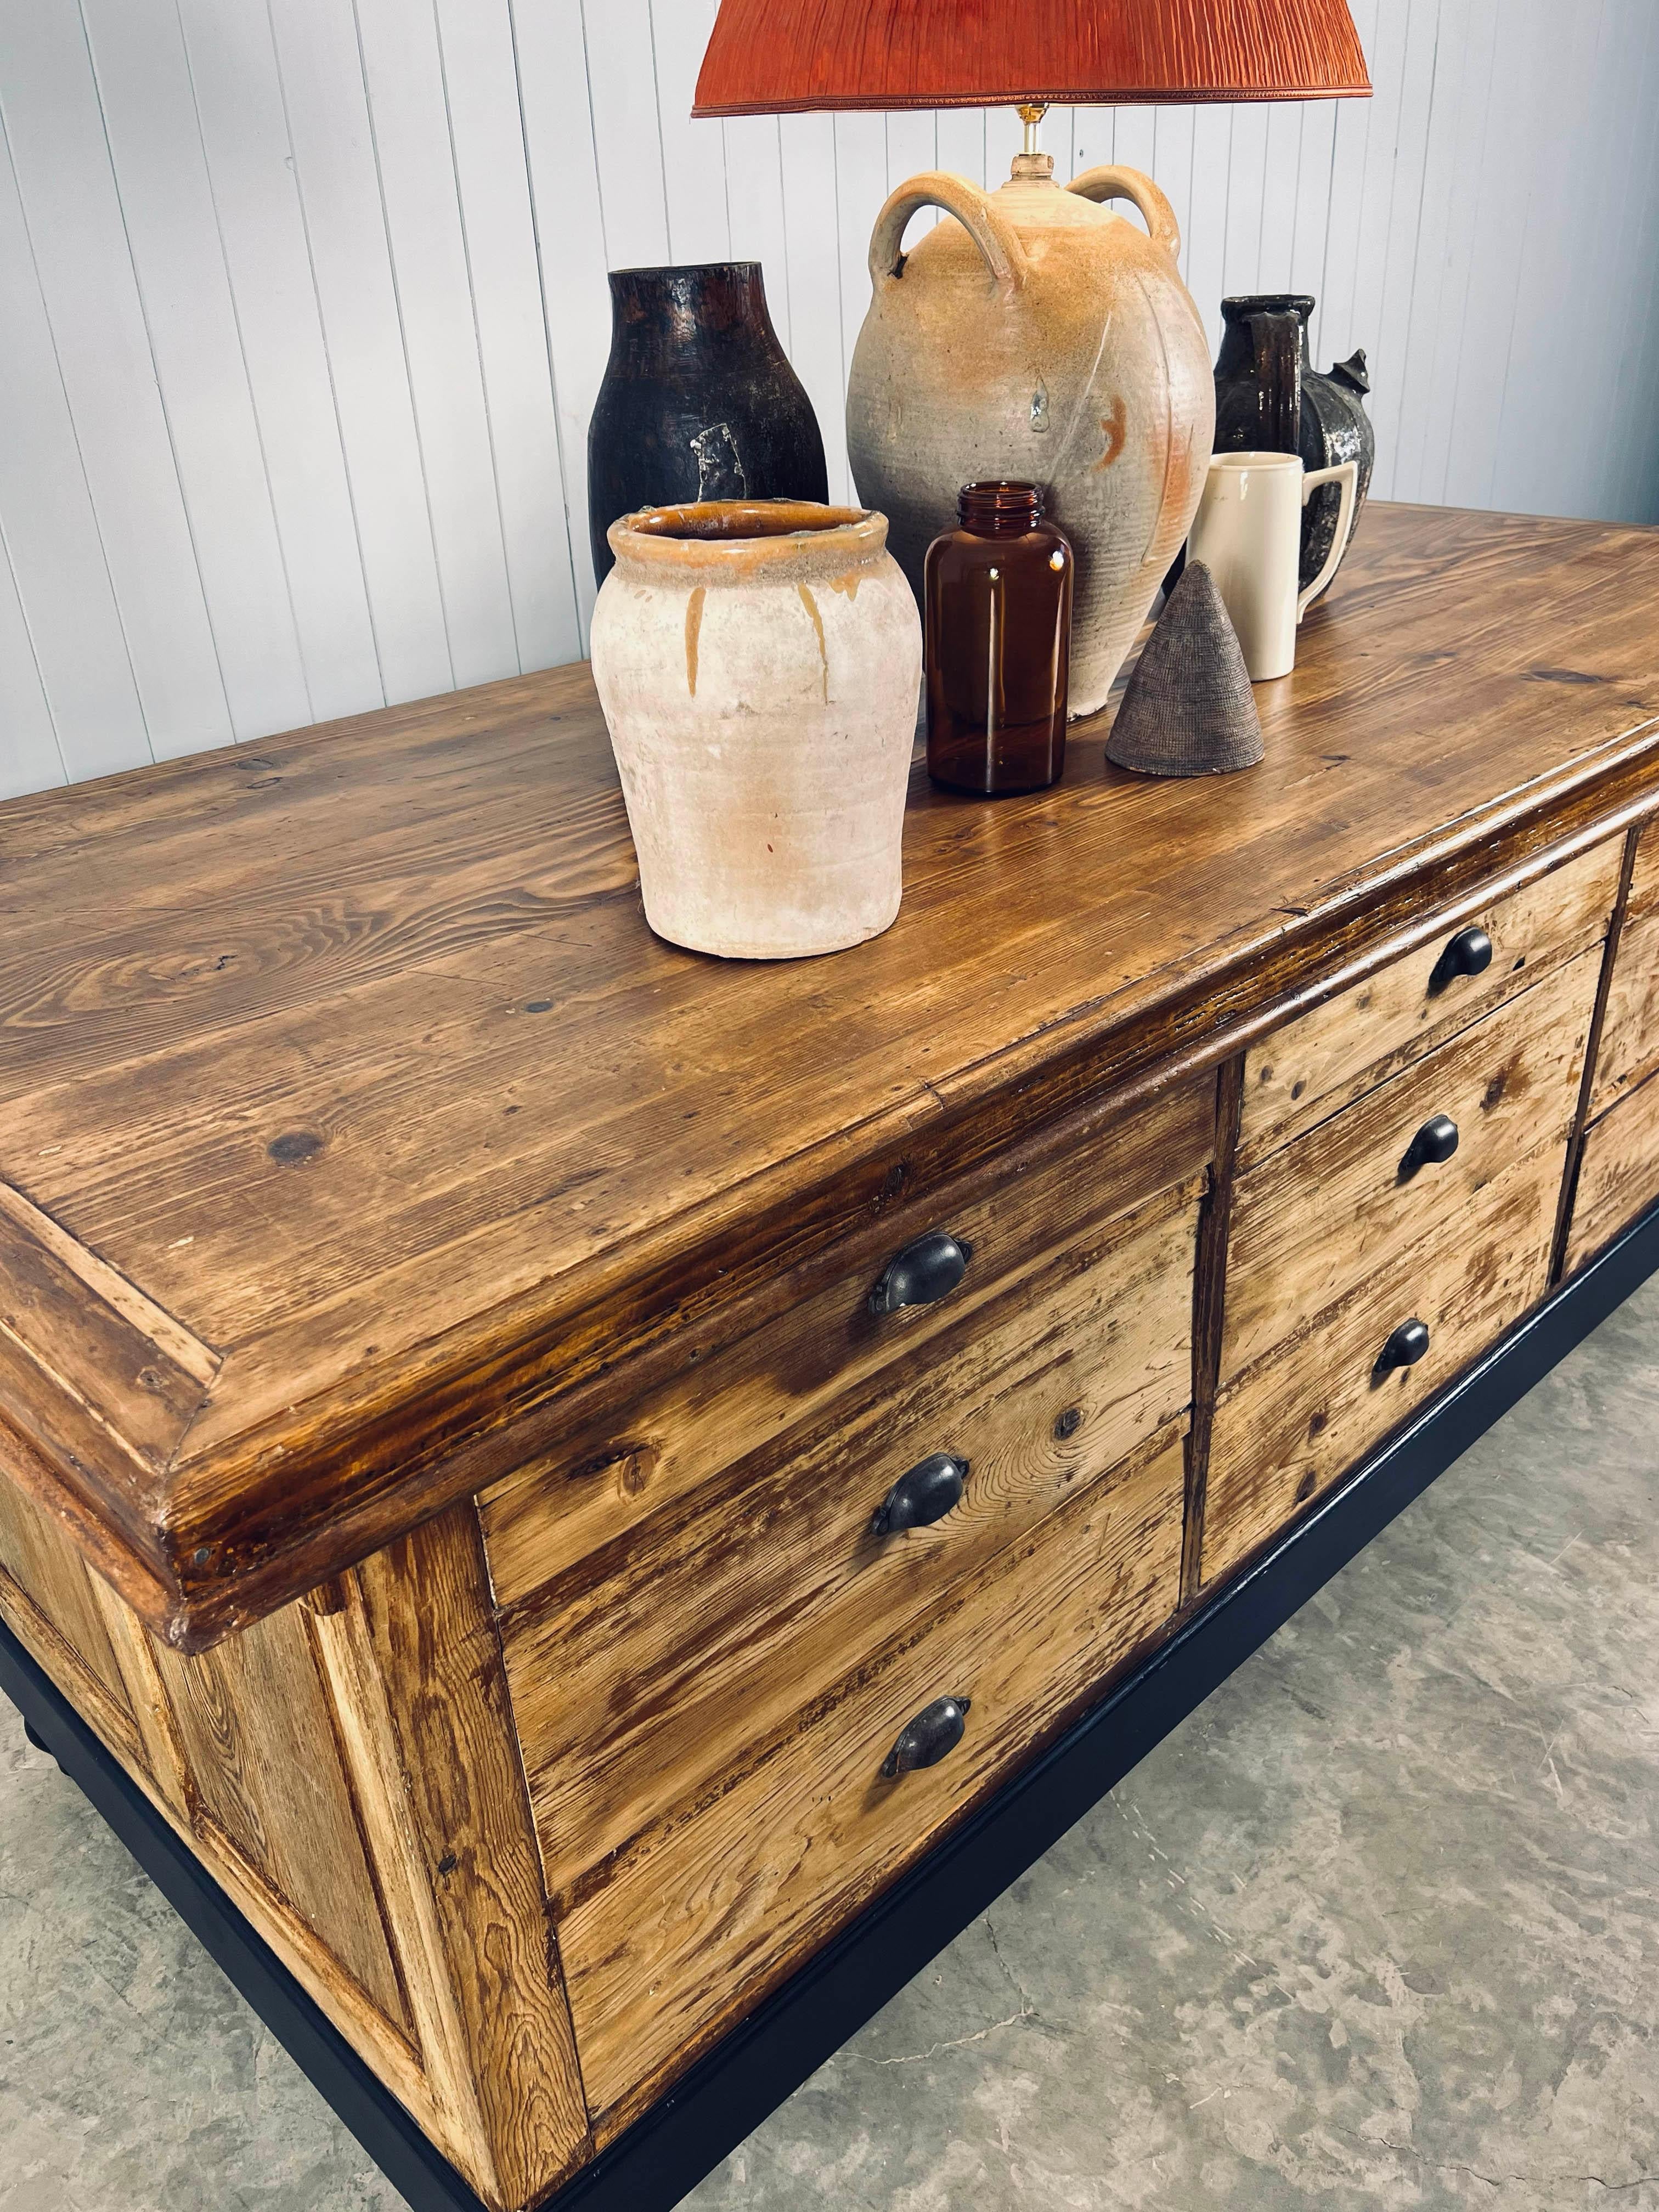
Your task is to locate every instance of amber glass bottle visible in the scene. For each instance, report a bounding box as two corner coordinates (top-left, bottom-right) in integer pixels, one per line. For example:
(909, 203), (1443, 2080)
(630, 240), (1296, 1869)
(924, 482), (1073, 794)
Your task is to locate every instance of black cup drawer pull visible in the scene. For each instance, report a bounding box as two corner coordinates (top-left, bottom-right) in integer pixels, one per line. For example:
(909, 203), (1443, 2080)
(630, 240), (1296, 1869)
(1399, 1111), (1459, 1180)
(870, 1452), (968, 1537)
(869, 1229), (972, 1315)
(1375, 1318), (1430, 1377)
(881, 1695), (970, 1779)
(1429, 923), (1493, 994)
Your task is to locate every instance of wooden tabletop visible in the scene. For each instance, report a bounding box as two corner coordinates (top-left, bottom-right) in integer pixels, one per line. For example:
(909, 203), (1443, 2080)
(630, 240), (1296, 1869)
(4, 504), (1658, 1644)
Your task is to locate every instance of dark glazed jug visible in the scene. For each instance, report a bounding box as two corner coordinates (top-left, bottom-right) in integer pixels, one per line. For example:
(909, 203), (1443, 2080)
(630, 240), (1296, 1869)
(587, 263), (828, 584)
(1212, 294), (1374, 602)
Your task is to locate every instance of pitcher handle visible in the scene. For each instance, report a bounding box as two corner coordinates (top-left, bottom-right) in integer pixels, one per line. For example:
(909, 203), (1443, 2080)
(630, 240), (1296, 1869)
(1066, 165), (1181, 263)
(1296, 462), (1359, 620)
(868, 172), (1029, 294)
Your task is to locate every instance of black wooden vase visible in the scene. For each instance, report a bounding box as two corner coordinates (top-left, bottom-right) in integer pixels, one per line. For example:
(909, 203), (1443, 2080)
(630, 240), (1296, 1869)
(1212, 294), (1374, 602)
(586, 263), (829, 584)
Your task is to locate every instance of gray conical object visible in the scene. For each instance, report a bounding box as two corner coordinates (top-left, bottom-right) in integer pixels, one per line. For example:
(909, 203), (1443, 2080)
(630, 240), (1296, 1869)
(1106, 559), (1263, 777)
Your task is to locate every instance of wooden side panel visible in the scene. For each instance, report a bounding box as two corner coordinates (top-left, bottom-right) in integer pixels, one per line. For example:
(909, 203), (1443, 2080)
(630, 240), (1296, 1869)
(1203, 1142), (1561, 1589)
(479, 1074), (1212, 1608)
(1590, 822), (1659, 1115)
(0, 1549), (146, 1785)
(0, 1460), (131, 1714)
(1565, 1070), (1659, 1274)
(338, 1504), (591, 2204)
(1239, 838), (1621, 1164)
(503, 1178), (1199, 1901)
(1224, 951), (1598, 1383)
(559, 1430), (1186, 2121)
(153, 1602), (412, 2030)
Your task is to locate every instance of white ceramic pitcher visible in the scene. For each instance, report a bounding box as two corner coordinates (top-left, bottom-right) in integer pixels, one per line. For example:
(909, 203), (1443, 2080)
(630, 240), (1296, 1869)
(1189, 450), (1358, 680)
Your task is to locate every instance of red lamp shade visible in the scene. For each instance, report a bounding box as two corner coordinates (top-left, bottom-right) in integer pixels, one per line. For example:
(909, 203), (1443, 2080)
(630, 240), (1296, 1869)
(693, 0), (1372, 115)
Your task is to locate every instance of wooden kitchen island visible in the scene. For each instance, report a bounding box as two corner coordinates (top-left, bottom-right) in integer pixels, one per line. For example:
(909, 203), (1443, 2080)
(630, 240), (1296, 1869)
(4, 505), (1659, 2211)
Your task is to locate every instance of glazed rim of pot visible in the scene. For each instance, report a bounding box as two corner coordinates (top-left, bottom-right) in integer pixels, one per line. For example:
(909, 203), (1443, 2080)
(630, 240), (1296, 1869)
(609, 499), (887, 572)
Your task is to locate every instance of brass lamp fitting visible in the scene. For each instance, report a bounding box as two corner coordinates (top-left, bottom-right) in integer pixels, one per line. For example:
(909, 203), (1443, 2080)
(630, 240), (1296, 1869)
(1017, 101), (1047, 155)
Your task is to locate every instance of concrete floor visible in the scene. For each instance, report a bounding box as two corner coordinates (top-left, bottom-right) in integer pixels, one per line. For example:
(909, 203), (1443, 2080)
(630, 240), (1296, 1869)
(4, 1279), (1659, 2212)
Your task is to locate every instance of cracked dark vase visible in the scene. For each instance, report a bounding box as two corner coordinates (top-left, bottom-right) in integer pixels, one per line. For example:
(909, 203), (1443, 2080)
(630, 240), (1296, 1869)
(586, 262), (829, 585)
(1212, 293), (1374, 603)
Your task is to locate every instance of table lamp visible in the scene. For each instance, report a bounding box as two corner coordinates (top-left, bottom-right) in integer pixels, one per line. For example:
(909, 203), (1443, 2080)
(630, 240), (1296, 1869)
(693, 1), (1370, 718)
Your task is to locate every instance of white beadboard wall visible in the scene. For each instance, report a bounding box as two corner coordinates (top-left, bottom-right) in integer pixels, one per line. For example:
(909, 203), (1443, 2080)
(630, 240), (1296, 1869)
(2, 0), (1658, 798)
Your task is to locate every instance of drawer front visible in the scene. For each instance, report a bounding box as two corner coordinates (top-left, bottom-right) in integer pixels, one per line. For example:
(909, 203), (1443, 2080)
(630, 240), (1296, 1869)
(1590, 821), (1659, 1116)
(1224, 950), (1598, 1385)
(479, 1074), (1211, 1609)
(1566, 1071), (1659, 1274)
(1239, 840), (1620, 1165)
(1203, 1145), (1560, 1589)
(501, 1177), (1199, 1900)
(558, 1429), (1186, 2118)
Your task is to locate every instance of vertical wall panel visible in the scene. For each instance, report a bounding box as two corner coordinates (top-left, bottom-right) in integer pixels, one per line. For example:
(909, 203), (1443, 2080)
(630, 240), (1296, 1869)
(1596, 8), (1659, 523)
(1313, 0), (1379, 373)
(1440, 2), (1554, 509)
(81, 0), (313, 742)
(511, 0), (610, 623)
(174, 0), (385, 724)
(652, 0), (730, 266)
(433, 0), (582, 673)
(723, 116), (791, 346)
(0, 108), (150, 782)
(584, 0), (670, 274)
(836, 110), (887, 495)
(0, 0), (232, 759)
(0, 527), (64, 800)
(268, 0), (453, 703)
(3, 2), (1658, 796)
(354, 0), (518, 689)
(1398, 0), (1496, 508)
(780, 113), (850, 504)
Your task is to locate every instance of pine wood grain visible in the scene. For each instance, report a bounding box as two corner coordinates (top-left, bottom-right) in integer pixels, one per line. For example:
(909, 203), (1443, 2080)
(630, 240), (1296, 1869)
(0, 1457), (131, 1711)
(1203, 1141), (1561, 1588)
(342, 1506), (591, 2200)
(1589, 819), (1659, 1115)
(0, 1553), (146, 1780)
(3, 507), (1659, 1643)
(478, 1075), (1210, 1609)
(503, 1176), (1199, 1900)
(1238, 838), (1620, 1166)
(559, 1429), (1186, 2118)
(1223, 951), (1600, 1383)
(151, 1602), (412, 2029)
(1565, 1069), (1659, 1274)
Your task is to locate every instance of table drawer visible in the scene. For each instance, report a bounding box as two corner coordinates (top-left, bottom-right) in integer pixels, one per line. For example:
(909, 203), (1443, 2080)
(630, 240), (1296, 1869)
(558, 1427), (1186, 2119)
(1590, 820), (1659, 1116)
(1565, 1070), (1659, 1274)
(1224, 950), (1598, 1385)
(501, 1175), (1199, 1901)
(1239, 840), (1619, 1165)
(1203, 1144), (1560, 1589)
(479, 1074), (1211, 1608)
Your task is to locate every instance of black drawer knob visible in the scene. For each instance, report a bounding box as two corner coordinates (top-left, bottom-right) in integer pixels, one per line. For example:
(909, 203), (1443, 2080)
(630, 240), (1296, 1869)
(869, 1229), (972, 1315)
(1399, 1111), (1459, 1180)
(1375, 1318), (1431, 1376)
(1429, 924), (1493, 994)
(881, 1695), (971, 1779)
(871, 1452), (968, 1537)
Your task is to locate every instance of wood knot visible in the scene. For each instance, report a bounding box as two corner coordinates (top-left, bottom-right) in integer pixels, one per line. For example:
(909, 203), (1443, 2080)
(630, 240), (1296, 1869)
(268, 1129), (323, 1165)
(1053, 1407), (1082, 1441)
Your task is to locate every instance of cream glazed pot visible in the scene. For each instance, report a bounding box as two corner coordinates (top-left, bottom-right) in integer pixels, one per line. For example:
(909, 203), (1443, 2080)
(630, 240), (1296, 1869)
(847, 155), (1215, 718)
(590, 501), (922, 960)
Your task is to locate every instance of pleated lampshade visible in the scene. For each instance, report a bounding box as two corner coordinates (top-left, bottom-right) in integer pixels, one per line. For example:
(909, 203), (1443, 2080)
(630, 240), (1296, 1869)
(693, 0), (1371, 114)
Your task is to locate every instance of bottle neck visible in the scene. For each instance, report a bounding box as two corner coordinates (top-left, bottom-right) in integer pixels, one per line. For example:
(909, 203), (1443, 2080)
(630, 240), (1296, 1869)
(958, 482), (1042, 537)
(607, 264), (772, 374)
